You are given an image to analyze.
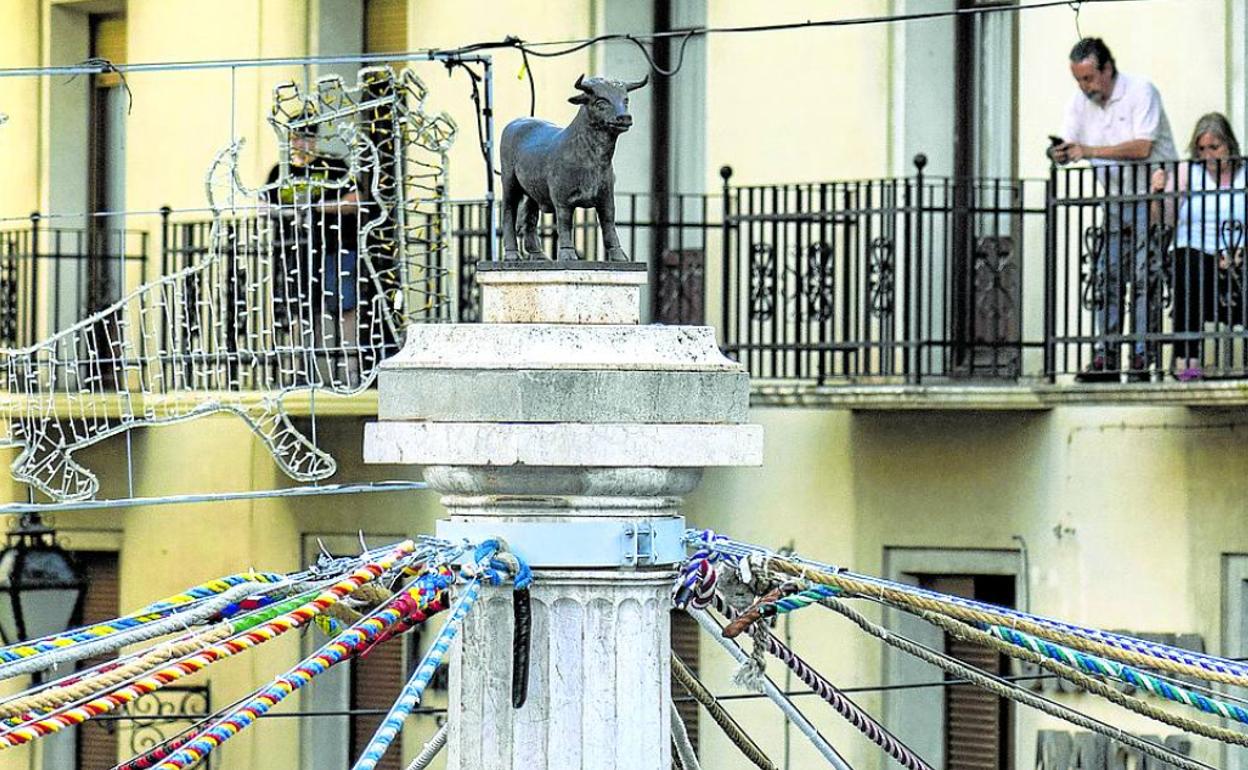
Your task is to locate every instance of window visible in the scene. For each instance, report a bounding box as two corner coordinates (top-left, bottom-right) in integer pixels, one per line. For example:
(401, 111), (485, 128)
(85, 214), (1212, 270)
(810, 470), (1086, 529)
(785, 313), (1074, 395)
(670, 610), (701, 751)
(883, 548), (1021, 769)
(919, 574), (1016, 770)
(300, 534), (408, 770)
(75, 551), (121, 770)
(87, 13), (127, 315)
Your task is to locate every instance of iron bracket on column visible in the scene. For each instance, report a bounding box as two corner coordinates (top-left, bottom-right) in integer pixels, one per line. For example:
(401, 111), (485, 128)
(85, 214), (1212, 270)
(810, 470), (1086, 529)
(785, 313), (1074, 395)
(436, 517), (686, 568)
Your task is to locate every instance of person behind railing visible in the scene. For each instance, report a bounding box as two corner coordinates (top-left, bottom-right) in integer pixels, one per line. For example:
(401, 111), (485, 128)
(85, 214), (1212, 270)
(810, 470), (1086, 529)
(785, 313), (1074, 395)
(1150, 113), (1246, 382)
(1048, 37), (1177, 382)
(264, 120), (365, 386)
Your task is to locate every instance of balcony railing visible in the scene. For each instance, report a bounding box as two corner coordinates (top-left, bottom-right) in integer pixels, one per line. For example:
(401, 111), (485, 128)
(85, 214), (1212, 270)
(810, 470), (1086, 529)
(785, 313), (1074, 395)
(9, 155), (1248, 391)
(1048, 158), (1248, 380)
(0, 216), (148, 348)
(446, 157), (1248, 386)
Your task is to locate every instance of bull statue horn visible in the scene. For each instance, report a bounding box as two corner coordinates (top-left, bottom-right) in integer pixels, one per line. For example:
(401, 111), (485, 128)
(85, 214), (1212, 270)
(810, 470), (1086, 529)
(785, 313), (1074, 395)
(574, 73), (592, 93)
(624, 75), (649, 92)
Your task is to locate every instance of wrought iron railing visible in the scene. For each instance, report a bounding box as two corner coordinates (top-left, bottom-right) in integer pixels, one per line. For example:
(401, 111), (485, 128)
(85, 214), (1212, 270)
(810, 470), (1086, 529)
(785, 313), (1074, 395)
(0, 215), (148, 348)
(721, 160), (1048, 383)
(13, 156), (1248, 392)
(447, 192), (718, 324)
(1047, 157), (1248, 380)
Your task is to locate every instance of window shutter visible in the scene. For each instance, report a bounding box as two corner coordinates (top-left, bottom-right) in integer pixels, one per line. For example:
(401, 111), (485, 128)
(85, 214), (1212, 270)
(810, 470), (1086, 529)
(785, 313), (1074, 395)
(922, 575), (1013, 770)
(75, 551), (121, 769)
(350, 630), (406, 770)
(945, 635), (1006, 769)
(670, 610), (701, 751)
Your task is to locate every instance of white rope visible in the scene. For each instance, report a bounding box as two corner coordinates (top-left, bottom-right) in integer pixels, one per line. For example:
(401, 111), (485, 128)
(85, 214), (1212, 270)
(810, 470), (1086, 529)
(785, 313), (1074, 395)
(689, 609), (853, 770)
(404, 724), (448, 770)
(671, 702), (702, 770)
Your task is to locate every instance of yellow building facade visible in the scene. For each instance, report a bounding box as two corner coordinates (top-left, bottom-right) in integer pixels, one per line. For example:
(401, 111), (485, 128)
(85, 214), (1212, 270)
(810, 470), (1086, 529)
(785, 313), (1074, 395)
(0, 1), (1247, 769)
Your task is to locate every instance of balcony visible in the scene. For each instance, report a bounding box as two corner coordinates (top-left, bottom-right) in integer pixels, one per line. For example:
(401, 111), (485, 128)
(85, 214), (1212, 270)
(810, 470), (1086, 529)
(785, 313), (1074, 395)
(8, 156), (1248, 412)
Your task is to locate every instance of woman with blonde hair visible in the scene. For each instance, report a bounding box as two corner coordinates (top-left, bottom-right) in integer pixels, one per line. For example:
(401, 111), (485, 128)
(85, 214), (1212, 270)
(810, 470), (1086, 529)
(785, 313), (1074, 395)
(1150, 112), (1246, 380)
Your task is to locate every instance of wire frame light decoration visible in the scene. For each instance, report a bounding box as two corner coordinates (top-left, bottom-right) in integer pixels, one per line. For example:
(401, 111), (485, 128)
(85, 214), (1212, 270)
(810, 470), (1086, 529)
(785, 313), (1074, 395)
(0, 513), (86, 644)
(0, 67), (457, 502)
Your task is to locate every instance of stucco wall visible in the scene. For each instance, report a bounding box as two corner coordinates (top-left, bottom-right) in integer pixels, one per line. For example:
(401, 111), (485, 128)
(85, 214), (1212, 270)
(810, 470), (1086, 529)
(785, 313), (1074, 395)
(685, 404), (1248, 769)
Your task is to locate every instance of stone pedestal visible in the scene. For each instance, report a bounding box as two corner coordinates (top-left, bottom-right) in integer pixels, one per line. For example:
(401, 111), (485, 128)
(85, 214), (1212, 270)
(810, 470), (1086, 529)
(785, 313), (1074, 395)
(365, 262), (761, 769)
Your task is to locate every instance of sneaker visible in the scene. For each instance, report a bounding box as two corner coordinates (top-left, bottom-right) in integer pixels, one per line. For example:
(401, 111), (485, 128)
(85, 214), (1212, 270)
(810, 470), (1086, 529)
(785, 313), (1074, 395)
(1075, 355), (1119, 383)
(1177, 366), (1204, 382)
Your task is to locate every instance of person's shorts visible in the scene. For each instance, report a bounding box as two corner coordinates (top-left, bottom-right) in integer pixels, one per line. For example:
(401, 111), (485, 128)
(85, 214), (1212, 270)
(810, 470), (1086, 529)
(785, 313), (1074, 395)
(323, 248), (359, 312)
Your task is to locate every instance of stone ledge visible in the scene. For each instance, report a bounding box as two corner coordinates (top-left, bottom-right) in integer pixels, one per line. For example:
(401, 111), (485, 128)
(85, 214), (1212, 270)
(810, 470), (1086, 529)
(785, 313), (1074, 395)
(384, 324), (741, 371)
(378, 368), (749, 423)
(363, 422), (765, 467)
(477, 263), (647, 324)
(750, 380), (1248, 410)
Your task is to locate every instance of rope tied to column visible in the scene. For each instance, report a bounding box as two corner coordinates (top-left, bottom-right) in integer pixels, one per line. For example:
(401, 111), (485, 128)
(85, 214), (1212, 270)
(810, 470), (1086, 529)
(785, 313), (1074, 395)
(671, 653), (777, 770)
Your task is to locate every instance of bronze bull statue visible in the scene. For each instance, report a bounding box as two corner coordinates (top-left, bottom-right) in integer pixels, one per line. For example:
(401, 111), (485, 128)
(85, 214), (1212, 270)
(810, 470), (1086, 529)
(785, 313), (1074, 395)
(500, 74), (647, 261)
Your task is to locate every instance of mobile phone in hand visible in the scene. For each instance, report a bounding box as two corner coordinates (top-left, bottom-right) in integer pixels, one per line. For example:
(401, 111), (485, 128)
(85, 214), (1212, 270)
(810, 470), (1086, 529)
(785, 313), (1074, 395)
(1049, 135), (1065, 147)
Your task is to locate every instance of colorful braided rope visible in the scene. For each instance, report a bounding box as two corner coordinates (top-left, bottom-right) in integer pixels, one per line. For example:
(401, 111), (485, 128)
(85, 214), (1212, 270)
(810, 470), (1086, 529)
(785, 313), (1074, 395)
(712, 595), (932, 770)
(692, 532), (1248, 685)
(153, 569), (452, 770)
(759, 585), (841, 618)
(988, 624), (1248, 725)
(0, 572), (286, 665)
(0, 541), (415, 749)
(351, 579), (482, 770)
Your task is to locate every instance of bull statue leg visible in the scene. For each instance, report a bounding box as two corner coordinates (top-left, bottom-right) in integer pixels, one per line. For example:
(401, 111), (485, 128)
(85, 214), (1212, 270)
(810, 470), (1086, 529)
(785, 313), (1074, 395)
(501, 173), (524, 261)
(554, 203), (579, 261)
(519, 197), (545, 259)
(597, 193), (629, 262)
(241, 403), (337, 481)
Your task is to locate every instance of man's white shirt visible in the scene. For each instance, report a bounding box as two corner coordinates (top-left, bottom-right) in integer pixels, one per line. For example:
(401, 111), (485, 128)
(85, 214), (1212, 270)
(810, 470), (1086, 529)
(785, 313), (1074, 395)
(1061, 70), (1178, 195)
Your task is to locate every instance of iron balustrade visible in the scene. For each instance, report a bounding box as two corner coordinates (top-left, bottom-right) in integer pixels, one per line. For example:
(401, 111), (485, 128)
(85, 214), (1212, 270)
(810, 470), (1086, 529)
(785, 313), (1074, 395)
(11, 156), (1248, 392)
(1047, 157), (1248, 380)
(722, 160), (1047, 384)
(448, 192), (719, 324)
(0, 215), (147, 349)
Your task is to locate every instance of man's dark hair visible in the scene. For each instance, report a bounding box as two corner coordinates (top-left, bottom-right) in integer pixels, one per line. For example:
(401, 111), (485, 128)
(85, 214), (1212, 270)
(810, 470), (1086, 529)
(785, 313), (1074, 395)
(1069, 37), (1115, 74)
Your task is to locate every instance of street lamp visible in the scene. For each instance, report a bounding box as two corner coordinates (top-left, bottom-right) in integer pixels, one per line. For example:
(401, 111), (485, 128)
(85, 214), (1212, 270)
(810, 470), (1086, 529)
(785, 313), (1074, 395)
(0, 513), (87, 644)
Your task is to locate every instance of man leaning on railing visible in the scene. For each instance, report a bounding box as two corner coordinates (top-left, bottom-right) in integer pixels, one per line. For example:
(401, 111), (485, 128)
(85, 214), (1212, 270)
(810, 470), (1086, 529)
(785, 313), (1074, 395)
(1048, 37), (1178, 382)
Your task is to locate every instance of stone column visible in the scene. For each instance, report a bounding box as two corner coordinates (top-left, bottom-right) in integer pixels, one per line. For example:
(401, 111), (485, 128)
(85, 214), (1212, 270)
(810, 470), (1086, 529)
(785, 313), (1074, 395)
(365, 262), (761, 769)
